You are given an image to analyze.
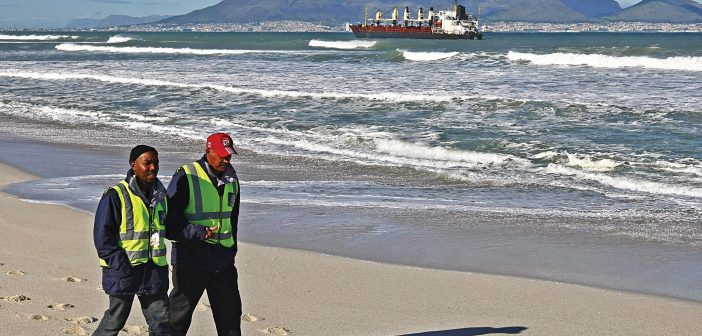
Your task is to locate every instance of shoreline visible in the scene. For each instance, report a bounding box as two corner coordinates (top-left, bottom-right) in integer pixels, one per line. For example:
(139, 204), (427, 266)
(2, 162), (702, 335)
(2, 134), (702, 305)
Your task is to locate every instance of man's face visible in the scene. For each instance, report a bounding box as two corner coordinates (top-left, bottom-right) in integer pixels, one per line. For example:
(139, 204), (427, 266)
(206, 149), (231, 174)
(131, 151), (159, 184)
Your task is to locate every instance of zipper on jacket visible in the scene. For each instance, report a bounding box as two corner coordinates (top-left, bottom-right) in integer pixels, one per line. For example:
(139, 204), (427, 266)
(148, 204), (154, 258)
(217, 193), (223, 244)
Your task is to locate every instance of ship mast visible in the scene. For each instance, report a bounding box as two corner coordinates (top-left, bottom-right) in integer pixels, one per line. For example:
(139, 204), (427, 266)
(364, 6), (368, 27)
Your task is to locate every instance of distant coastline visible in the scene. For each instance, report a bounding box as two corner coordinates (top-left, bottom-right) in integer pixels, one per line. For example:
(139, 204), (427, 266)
(2, 20), (702, 33)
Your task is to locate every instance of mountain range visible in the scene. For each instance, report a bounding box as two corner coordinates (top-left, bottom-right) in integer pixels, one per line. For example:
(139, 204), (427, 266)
(66, 15), (170, 29)
(460, 0), (620, 23)
(68, 0), (702, 28)
(607, 0), (702, 22)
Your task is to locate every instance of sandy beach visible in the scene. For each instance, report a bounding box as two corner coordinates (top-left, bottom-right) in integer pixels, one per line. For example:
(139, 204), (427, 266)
(2, 160), (702, 336)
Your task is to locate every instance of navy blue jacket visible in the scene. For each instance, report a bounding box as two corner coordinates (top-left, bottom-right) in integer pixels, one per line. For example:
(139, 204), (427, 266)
(93, 170), (169, 296)
(165, 156), (239, 272)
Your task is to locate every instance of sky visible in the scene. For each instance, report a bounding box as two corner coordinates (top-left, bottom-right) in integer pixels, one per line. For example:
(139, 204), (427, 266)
(0, 0), (220, 28)
(1, 0), (701, 29)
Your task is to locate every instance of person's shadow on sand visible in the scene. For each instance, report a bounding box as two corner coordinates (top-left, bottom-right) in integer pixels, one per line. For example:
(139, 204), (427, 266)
(400, 326), (528, 336)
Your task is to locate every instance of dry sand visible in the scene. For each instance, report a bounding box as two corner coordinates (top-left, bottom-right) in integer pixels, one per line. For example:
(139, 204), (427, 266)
(1, 161), (702, 335)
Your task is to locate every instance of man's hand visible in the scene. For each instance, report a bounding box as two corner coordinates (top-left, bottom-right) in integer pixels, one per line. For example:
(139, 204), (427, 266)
(204, 226), (219, 240)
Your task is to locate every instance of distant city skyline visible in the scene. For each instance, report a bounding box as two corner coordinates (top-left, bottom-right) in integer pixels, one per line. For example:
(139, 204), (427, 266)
(1, 0), (701, 29)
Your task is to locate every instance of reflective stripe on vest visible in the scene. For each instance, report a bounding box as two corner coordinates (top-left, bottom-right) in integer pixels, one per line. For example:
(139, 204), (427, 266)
(98, 180), (168, 267)
(182, 162), (237, 248)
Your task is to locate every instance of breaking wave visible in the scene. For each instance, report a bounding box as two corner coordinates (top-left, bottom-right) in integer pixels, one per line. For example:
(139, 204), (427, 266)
(0, 101), (201, 139)
(0, 34), (78, 41)
(401, 50), (459, 61)
(0, 70), (462, 103)
(546, 152), (623, 172)
(507, 51), (702, 72)
(545, 164), (702, 198)
(54, 43), (304, 55)
(105, 35), (135, 44)
(374, 139), (532, 168)
(308, 39), (376, 49)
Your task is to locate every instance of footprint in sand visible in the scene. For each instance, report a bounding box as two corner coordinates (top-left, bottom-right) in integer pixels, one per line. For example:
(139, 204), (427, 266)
(62, 276), (86, 283)
(5, 295), (31, 303)
(122, 325), (148, 334)
(47, 303), (75, 310)
(242, 313), (264, 322)
(6, 270), (25, 276)
(62, 325), (88, 335)
(65, 316), (97, 324)
(19, 313), (50, 321)
(266, 326), (291, 336)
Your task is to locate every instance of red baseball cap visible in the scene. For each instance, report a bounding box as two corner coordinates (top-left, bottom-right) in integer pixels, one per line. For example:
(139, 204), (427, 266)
(206, 132), (238, 157)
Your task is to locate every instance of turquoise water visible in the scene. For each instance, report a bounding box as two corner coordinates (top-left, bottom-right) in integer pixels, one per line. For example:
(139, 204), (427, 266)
(1, 31), (701, 301)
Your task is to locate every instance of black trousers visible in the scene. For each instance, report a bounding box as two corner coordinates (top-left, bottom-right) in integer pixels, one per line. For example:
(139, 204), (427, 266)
(169, 264), (242, 336)
(93, 292), (170, 336)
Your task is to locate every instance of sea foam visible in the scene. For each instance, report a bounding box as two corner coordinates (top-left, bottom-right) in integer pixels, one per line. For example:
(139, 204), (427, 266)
(308, 39), (376, 49)
(0, 100), (201, 139)
(106, 35), (134, 44)
(0, 34), (79, 41)
(563, 153), (622, 172)
(401, 50), (459, 61)
(507, 51), (702, 72)
(374, 139), (531, 168)
(545, 164), (702, 198)
(56, 43), (256, 55)
(0, 70), (462, 103)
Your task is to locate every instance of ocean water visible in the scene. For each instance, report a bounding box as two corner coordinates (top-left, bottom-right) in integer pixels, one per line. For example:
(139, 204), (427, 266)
(1, 31), (701, 301)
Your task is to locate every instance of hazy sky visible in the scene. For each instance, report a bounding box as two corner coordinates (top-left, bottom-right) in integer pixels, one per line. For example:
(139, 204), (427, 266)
(1, 0), (701, 28)
(0, 0), (220, 28)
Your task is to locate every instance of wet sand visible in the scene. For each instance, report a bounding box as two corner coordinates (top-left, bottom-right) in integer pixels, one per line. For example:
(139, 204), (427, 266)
(2, 161), (702, 335)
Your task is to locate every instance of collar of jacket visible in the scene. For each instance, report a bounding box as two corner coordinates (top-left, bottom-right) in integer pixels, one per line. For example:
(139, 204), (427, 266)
(198, 155), (236, 187)
(125, 169), (167, 208)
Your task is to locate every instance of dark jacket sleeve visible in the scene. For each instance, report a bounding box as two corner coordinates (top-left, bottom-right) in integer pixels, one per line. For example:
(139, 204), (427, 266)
(93, 189), (132, 276)
(165, 169), (207, 241)
(232, 180), (240, 249)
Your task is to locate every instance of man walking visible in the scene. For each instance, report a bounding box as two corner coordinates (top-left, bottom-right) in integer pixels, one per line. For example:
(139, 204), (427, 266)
(166, 132), (242, 336)
(93, 145), (170, 336)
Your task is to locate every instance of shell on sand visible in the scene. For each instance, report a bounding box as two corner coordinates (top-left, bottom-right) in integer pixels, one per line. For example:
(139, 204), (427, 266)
(6, 270), (25, 276)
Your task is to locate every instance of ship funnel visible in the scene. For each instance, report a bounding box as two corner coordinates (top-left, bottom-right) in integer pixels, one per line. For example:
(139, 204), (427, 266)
(456, 5), (468, 20)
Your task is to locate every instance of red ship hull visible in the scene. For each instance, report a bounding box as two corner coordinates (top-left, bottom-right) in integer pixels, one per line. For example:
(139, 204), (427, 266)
(349, 25), (478, 40)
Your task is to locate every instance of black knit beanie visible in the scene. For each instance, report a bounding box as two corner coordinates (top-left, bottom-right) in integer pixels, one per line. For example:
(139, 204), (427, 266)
(129, 145), (158, 163)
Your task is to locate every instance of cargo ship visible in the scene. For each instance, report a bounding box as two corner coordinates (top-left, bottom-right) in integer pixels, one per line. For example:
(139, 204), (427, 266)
(349, 1), (483, 40)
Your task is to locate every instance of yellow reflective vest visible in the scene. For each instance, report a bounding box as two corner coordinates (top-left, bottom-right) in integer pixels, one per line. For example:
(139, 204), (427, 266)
(182, 162), (238, 248)
(99, 180), (168, 267)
